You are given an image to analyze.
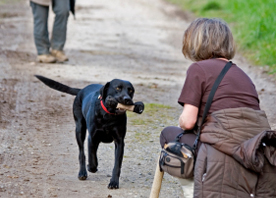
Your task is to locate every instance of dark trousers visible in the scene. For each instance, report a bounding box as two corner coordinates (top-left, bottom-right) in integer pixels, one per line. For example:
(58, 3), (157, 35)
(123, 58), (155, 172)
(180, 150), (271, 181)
(160, 126), (201, 153)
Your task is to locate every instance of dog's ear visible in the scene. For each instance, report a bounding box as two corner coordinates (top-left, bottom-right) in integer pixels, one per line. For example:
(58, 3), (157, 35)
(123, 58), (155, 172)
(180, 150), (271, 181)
(99, 82), (110, 99)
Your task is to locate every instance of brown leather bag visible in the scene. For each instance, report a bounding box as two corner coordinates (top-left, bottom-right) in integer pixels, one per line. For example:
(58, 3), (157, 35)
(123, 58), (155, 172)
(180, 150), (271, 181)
(159, 141), (195, 179)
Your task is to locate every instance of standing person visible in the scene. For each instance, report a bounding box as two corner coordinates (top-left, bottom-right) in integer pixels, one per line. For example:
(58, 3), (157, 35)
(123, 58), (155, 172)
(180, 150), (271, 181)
(30, 0), (74, 63)
(159, 18), (276, 197)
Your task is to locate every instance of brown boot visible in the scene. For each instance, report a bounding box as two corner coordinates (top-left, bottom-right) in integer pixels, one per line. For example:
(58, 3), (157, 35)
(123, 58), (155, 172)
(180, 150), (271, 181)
(51, 50), (69, 62)
(37, 54), (57, 63)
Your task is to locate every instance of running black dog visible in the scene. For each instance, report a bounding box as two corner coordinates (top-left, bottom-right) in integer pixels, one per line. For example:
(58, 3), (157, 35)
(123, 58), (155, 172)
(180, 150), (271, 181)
(35, 75), (144, 189)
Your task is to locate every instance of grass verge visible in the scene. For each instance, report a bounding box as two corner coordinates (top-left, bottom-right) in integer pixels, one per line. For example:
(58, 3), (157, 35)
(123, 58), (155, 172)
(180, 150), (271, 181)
(127, 103), (179, 143)
(167, 0), (276, 74)
(0, 0), (23, 5)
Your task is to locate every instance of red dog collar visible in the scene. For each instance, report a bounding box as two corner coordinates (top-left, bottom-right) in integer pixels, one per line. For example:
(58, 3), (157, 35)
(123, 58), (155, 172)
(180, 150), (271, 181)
(99, 95), (115, 115)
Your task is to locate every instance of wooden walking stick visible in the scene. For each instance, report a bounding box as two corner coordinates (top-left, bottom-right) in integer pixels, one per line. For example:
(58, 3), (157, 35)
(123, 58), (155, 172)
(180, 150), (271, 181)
(149, 157), (164, 198)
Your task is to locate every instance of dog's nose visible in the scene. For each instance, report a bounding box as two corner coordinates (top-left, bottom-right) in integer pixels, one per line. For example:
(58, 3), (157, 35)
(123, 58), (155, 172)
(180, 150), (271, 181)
(123, 96), (132, 105)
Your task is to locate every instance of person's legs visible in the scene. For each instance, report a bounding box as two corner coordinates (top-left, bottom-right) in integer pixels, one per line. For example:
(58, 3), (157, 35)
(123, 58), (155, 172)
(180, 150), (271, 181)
(51, 0), (70, 51)
(30, 2), (51, 55)
(160, 126), (196, 198)
(160, 126), (197, 148)
(30, 2), (56, 63)
(178, 178), (194, 198)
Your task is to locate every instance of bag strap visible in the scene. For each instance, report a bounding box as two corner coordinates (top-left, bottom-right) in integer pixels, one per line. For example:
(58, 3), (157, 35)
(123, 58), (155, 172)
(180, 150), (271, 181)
(192, 61), (232, 149)
(175, 129), (194, 142)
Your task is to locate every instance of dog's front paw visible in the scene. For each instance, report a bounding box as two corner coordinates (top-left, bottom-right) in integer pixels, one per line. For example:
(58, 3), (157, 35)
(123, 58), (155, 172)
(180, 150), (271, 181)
(108, 180), (119, 189)
(78, 170), (87, 180)
(87, 164), (98, 173)
(134, 101), (144, 114)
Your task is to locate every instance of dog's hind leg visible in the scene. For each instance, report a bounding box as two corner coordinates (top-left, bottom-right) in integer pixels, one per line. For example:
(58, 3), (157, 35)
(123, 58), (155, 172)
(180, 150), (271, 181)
(74, 105), (88, 180)
(87, 133), (100, 173)
(75, 117), (87, 180)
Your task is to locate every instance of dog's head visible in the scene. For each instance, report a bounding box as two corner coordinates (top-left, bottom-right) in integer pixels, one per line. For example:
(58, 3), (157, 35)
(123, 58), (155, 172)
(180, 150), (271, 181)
(100, 79), (135, 105)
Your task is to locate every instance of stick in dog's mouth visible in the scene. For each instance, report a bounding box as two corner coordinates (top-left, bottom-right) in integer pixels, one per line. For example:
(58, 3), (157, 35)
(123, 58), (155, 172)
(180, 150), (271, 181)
(116, 103), (135, 111)
(116, 103), (144, 114)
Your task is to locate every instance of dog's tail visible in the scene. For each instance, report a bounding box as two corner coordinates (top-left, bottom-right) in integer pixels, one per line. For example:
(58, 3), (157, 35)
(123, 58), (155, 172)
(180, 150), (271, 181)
(35, 75), (81, 96)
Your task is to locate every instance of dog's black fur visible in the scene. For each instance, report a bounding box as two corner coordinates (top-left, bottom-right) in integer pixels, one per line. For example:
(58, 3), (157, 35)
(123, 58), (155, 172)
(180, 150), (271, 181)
(35, 75), (144, 189)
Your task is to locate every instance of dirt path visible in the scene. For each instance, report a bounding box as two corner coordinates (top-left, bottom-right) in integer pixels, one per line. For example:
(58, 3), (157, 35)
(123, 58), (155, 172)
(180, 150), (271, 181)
(0, 0), (275, 198)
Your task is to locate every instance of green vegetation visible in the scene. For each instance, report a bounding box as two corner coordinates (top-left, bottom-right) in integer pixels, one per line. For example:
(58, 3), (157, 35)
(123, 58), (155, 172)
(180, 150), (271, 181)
(127, 103), (173, 126)
(167, 0), (276, 74)
(0, 0), (22, 5)
(127, 103), (179, 143)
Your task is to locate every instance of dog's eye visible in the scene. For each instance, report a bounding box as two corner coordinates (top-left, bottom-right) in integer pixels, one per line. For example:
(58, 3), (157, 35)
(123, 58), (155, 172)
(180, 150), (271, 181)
(128, 89), (133, 94)
(116, 86), (121, 91)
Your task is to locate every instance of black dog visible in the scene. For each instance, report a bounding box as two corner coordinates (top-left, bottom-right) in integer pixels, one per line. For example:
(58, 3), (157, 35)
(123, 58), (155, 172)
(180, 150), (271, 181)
(35, 75), (144, 189)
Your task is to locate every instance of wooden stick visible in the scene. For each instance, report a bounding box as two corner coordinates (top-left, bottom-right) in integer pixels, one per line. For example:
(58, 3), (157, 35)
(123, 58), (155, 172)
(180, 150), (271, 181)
(149, 158), (164, 198)
(116, 103), (135, 111)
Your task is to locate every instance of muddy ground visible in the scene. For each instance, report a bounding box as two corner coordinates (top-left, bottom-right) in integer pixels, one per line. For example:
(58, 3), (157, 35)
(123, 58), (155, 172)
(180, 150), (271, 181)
(0, 0), (275, 197)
